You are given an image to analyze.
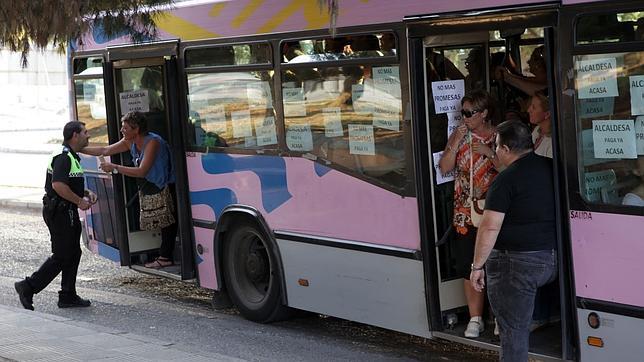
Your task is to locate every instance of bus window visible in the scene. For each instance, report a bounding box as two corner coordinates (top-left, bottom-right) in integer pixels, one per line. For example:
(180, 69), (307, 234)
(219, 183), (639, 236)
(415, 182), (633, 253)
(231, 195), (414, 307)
(577, 11), (644, 45)
(73, 57), (107, 145)
(115, 66), (169, 142)
(517, 28), (545, 77)
(443, 46), (485, 93)
(73, 56), (103, 76)
(519, 44), (542, 77)
(574, 50), (644, 206)
(282, 32), (397, 64)
(185, 43), (271, 67)
(281, 63), (406, 189)
(186, 71), (276, 149)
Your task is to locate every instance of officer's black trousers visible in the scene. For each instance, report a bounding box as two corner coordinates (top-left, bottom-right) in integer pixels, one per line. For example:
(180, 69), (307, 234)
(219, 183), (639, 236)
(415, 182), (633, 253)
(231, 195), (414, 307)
(26, 207), (82, 297)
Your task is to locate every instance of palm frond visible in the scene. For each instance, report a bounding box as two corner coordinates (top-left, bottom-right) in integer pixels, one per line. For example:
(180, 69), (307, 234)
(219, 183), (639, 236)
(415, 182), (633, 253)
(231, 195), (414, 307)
(0, 0), (174, 67)
(317, 0), (339, 37)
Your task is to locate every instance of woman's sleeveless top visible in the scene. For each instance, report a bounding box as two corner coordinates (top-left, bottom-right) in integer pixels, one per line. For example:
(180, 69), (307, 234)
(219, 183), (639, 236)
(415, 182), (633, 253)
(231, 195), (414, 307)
(130, 133), (175, 189)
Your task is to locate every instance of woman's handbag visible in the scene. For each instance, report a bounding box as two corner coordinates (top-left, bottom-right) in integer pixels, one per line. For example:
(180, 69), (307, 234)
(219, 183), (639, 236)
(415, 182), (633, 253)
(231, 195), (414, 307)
(471, 195), (486, 228)
(139, 185), (175, 231)
(469, 135), (485, 228)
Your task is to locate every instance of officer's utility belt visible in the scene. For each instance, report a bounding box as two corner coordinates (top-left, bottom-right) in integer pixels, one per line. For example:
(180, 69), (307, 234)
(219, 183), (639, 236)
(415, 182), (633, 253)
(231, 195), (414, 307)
(42, 194), (75, 215)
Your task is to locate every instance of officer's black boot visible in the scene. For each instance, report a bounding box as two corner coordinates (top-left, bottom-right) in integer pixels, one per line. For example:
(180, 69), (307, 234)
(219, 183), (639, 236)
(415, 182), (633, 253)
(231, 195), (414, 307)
(15, 280), (34, 311)
(58, 292), (91, 308)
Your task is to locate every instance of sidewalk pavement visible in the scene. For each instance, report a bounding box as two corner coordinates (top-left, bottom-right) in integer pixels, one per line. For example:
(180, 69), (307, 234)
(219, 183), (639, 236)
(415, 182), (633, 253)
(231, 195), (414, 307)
(0, 186), (43, 210)
(0, 304), (238, 361)
(0, 190), (239, 361)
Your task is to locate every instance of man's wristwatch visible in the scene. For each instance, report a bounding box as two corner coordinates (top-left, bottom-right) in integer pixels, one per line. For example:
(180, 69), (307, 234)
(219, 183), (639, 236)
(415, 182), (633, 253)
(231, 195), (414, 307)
(111, 166), (118, 175)
(471, 263), (484, 271)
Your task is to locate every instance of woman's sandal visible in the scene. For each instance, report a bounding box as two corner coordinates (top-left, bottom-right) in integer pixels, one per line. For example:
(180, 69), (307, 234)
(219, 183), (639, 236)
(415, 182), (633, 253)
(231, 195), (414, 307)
(144, 257), (173, 269)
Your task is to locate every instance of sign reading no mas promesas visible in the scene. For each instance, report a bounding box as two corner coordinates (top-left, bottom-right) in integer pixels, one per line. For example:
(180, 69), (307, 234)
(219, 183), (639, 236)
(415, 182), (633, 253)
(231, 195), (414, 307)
(431, 80), (464, 114)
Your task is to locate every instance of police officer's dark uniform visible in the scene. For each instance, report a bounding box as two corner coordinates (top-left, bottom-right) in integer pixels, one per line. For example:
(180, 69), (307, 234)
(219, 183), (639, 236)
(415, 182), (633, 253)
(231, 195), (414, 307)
(14, 144), (91, 310)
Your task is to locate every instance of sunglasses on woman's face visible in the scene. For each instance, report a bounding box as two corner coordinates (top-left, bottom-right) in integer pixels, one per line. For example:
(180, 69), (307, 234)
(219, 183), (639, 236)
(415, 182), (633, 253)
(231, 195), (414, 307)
(461, 109), (480, 118)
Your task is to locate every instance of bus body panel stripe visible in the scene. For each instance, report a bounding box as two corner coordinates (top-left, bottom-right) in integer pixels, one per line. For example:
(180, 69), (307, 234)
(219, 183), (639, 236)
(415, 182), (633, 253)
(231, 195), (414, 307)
(186, 153), (420, 250)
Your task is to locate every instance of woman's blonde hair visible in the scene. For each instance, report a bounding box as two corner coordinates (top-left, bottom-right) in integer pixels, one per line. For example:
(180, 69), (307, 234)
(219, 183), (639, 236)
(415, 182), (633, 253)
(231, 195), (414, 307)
(532, 90), (550, 111)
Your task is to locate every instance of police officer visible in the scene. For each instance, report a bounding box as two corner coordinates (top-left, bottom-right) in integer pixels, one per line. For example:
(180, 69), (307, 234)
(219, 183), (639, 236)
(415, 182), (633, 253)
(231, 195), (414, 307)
(15, 121), (96, 310)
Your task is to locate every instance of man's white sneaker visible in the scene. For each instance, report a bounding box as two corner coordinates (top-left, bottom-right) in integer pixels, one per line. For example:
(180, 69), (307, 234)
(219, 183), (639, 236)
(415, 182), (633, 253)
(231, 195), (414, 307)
(464, 317), (484, 338)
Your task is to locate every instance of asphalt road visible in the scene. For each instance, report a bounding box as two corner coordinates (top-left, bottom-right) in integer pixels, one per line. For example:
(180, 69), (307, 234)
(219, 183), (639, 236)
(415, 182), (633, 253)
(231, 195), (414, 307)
(0, 123), (494, 361)
(0, 206), (497, 361)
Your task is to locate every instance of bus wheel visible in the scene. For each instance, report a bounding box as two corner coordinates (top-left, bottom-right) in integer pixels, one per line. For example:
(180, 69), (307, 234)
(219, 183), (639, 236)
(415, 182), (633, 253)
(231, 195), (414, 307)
(223, 222), (289, 322)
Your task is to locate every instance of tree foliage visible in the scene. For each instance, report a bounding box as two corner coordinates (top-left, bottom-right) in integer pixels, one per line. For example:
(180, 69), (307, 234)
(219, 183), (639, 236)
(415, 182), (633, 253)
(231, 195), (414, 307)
(0, 0), (173, 67)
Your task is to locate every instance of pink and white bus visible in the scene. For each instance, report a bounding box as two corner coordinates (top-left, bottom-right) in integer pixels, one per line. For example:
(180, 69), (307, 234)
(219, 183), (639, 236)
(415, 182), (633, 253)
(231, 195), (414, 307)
(69, 0), (644, 360)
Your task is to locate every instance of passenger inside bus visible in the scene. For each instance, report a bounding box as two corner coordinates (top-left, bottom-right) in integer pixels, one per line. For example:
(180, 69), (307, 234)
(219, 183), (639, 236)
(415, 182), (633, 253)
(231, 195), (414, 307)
(489, 51), (524, 122)
(527, 90), (552, 158)
(464, 48), (485, 92)
(379, 33), (396, 56)
(283, 42), (304, 62)
(528, 87), (561, 331)
(347, 35), (383, 57)
(622, 156), (644, 207)
(426, 51), (464, 83)
(439, 90), (499, 338)
(141, 68), (164, 112)
(494, 45), (547, 97)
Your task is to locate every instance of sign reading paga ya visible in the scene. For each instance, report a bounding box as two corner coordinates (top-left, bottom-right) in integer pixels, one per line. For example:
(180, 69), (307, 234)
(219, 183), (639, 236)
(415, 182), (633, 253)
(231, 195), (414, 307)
(576, 58), (618, 99)
(592, 120), (637, 159)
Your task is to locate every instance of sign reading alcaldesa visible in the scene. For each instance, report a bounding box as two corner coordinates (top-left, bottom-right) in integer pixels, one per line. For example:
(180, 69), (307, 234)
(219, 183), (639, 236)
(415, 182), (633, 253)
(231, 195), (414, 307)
(431, 80), (464, 114)
(630, 75), (644, 115)
(592, 120), (637, 159)
(119, 89), (149, 115)
(576, 58), (618, 99)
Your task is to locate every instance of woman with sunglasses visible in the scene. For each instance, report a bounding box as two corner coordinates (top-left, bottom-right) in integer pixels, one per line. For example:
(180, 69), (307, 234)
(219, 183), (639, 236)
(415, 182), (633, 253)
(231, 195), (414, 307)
(439, 90), (500, 338)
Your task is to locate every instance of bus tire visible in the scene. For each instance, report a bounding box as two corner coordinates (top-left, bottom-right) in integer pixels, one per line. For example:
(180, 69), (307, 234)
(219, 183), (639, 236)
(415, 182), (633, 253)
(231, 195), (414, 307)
(223, 221), (290, 323)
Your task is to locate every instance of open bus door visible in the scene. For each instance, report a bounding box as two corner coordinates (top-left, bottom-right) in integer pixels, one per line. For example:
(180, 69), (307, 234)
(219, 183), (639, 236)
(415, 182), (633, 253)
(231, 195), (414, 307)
(407, 6), (574, 360)
(417, 29), (491, 340)
(84, 41), (194, 280)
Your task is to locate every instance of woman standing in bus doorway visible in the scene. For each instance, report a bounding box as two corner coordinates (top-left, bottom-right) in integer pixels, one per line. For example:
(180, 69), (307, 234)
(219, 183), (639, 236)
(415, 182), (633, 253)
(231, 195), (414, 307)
(527, 90), (552, 158)
(81, 111), (177, 268)
(439, 90), (501, 338)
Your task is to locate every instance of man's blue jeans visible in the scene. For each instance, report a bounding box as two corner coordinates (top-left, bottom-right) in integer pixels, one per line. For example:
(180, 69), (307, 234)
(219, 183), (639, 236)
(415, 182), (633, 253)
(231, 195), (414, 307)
(486, 249), (557, 362)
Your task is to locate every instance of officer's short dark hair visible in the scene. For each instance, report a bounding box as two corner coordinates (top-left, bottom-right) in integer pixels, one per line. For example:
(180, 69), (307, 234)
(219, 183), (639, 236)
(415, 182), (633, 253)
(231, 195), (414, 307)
(496, 120), (534, 153)
(63, 121), (86, 141)
(122, 111), (148, 134)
